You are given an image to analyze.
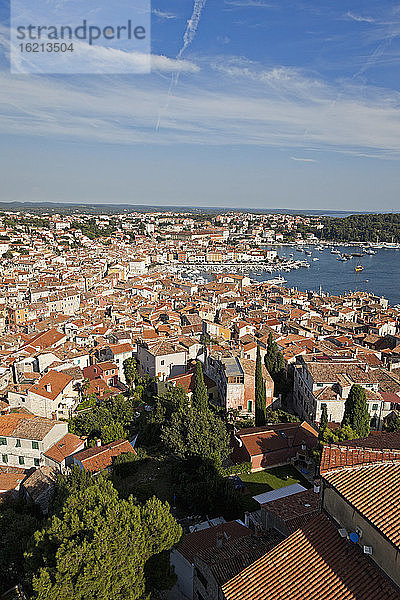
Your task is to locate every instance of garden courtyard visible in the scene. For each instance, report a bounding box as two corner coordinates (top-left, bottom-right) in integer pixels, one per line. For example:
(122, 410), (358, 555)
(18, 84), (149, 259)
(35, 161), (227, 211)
(238, 465), (312, 512)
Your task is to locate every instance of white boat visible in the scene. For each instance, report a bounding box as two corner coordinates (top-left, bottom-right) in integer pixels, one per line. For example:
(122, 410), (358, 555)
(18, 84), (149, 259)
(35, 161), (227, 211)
(331, 249), (341, 254)
(312, 257), (319, 261)
(265, 276), (286, 285)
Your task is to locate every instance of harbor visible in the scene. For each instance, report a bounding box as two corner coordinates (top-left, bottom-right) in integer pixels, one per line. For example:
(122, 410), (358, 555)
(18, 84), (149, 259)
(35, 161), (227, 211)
(158, 243), (400, 306)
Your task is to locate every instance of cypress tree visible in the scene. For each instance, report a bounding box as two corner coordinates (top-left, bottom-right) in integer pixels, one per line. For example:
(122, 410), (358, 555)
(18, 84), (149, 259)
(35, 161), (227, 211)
(319, 404), (328, 441)
(264, 333), (275, 375)
(342, 384), (370, 438)
(255, 344), (266, 426)
(193, 361), (208, 413)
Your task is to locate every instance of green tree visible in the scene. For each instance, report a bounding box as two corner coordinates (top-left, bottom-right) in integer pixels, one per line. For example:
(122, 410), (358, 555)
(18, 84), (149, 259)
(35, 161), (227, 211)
(161, 407), (229, 467)
(158, 385), (188, 419)
(264, 333), (276, 375)
(123, 358), (138, 390)
(100, 421), (127, 444)
(26, 476), (181, 600)
(264, 333), (286, 393)
(319, 404), (328, 441)
(342, 384), (370, 438)
(255, 344), (266, 427)
(81, 378), (90, 396)
(319, 424), (356, 444)
(0, 507), (39, 594)
(265, 409), (299, 424)
(384, 412), (400, 432)
(69, 395), (136, 444)
(192, 361), (208, 412)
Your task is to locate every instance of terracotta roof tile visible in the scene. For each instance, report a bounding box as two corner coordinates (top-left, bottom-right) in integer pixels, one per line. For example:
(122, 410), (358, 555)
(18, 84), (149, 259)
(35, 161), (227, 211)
(262, 488), (320, 533)
(0, 412), (35, 436)
(320, 444), (400, 475)
(196, 531), (283, 586)
(29, 369), (73, 401)
(222, 514), (400, 600)
(177, 521), (251, 564)
(237, 422), (318, 457)
(324, 462), (400, 548)
(43, 433), (85, 463)
(74, 439), (133, 472)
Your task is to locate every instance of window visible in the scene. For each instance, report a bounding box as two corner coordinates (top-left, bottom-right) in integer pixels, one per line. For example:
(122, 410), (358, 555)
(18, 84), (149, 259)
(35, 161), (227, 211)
(161, 360), (165, 365)
(32, 441), (39, 450)
(19, 456), (25, 465)
(15, 439), (21, 447)
(34, 458), (40, 467)
(372, 404), (379, 411)
(0, 437), (6, 445)
(2, 454), (8, 463)
(247, 400), (253, 412)
(195, 568), (208, 590)
(321, 403), (327, 411)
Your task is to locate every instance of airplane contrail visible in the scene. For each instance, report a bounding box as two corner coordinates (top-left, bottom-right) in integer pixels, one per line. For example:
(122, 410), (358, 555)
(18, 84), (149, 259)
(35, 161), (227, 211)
(178, 0), (207, 58)
(156, 0), (207, 131)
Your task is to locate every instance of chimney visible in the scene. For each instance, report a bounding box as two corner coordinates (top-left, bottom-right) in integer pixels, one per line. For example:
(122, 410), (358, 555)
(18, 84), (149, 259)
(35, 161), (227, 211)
(313, 479), (321, 494)
(244, 512), (250, 528)
(216, 534), (224, 549)
(96, 439), (102, 447)
(46, 383), (52, 393)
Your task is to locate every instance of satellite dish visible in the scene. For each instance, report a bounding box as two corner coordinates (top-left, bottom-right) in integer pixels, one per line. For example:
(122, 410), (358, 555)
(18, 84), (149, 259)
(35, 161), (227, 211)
(349, 532), (360, 544)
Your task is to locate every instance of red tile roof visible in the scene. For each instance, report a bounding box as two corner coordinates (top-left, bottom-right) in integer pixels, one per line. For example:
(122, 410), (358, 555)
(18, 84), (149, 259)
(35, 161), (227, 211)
(0, 412), (35, 436)
(320, 444), (400, 475)
(339, 431), (400, 451)
(73, 439), (133, 472)
(222, 514), (400, 600)
(177, 521), (251, 564)
(324, 462), (400, 548)
(43, 433), (86, 463)
(167, 369), (216, 394)
(0, 473), (25, 493)
(261, 488), (320, 533)
(237, 422), (318, 457)
(29, 369), (73, 401)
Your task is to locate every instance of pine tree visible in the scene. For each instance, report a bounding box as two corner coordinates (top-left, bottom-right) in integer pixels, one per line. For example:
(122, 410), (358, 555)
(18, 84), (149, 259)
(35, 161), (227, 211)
(192, 361), (208, 413)
(26, 475), (182, 600)
(319, 404), (328, 441)
(255, 344), (266, 426)
(342, 384), (370, 438)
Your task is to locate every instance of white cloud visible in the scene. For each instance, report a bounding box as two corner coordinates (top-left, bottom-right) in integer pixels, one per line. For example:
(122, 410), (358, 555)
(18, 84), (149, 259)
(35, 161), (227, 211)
(224, 0), (273, 8)
(1, 49), (400, 159)
(151, 55), (200, 73)
(152, 9), (177, 20)
(345, 12), (376, 24)
(291, 157), (317, 162)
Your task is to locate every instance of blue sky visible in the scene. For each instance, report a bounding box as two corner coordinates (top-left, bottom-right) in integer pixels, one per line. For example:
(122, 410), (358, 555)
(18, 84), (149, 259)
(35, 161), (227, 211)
(1, 0), (400, 210)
